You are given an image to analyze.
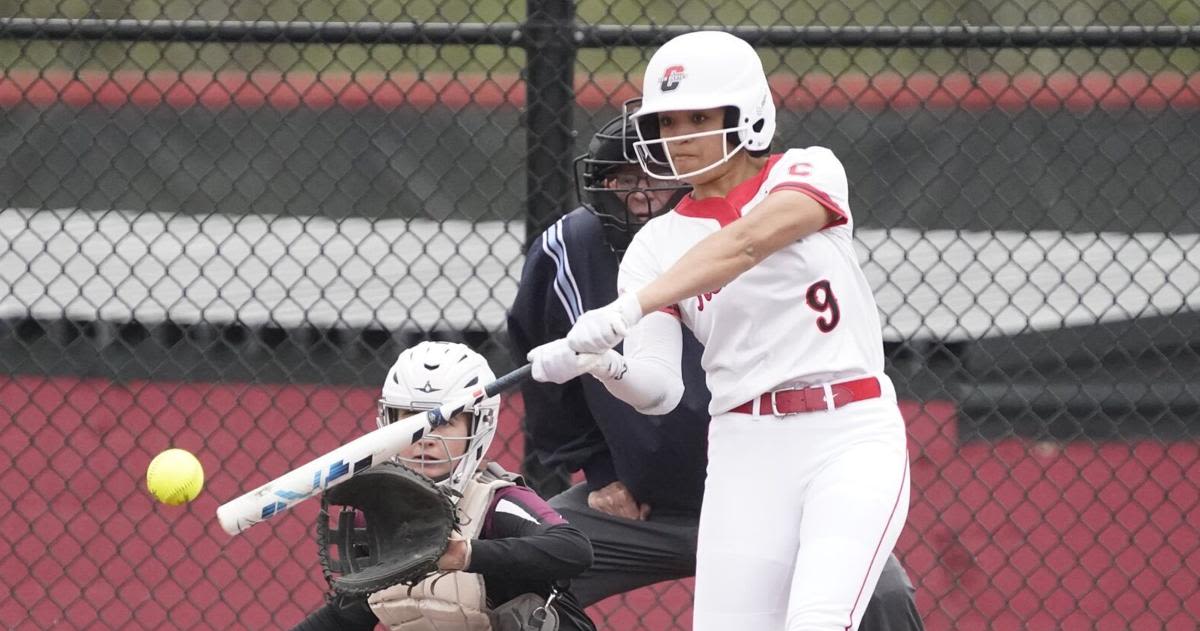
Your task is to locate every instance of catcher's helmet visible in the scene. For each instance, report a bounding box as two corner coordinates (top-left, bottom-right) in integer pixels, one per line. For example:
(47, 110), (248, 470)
(630, 31), (776, 180)
(573, 115), (689, 252)
(377, 341), (498, 495)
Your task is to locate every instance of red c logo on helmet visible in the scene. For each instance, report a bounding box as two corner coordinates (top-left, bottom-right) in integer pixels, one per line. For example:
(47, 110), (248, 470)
(660, 65), (686, 92)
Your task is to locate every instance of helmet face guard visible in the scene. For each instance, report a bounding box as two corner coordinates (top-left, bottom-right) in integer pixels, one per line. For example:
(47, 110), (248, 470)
(574, 113), (690, 251)
(377, 399), (497, 493)
(573, 157), (689, 252)
(628, 98), (760, 181)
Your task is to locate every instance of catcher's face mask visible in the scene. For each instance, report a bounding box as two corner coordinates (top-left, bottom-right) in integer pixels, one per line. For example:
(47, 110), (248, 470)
(393, 412), (471, 481)
(573, 115), (689, 253)
(377, 404), (496, 494)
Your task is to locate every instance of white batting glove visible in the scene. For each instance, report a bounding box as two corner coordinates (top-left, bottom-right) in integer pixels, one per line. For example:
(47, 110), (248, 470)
(528, 339), (607, 384)
(567, 293), (644, 354)
(589, 349), (629, 382)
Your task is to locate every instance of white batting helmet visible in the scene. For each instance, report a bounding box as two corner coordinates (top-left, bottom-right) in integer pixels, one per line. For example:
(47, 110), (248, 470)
(377, 341), (499, 494)
(630, 30), (776, 179)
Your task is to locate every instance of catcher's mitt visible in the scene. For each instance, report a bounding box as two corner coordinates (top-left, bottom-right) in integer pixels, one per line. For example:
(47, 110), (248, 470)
(317, 461), (457, 596)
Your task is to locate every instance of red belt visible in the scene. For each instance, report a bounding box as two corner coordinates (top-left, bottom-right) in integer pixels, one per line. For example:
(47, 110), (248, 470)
(730, 376), (882, 416)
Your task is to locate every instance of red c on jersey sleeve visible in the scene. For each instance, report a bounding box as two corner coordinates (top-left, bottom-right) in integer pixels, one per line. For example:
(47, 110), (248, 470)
(763, 147), (852, 230)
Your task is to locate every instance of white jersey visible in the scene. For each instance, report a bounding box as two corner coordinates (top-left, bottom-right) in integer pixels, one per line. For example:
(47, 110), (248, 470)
(619, 147), (886, 414)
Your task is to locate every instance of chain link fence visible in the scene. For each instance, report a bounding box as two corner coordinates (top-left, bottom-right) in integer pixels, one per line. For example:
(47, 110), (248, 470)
(2, 0), (1199, 629)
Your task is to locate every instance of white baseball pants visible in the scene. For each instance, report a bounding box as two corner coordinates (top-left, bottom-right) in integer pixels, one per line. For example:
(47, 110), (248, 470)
(693, 379), (910, 631)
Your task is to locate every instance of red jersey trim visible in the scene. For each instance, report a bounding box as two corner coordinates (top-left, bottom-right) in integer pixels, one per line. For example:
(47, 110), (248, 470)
(672, 154), (785, 228)
(769, 182), (849, 230)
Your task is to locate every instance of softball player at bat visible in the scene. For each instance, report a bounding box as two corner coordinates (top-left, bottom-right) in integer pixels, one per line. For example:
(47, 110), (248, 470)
(527, 31), (911, 631)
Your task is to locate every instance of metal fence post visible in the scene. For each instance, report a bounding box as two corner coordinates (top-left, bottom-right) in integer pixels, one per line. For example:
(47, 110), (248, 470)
(522, 0), (577, 247)
(520, 0), (577, 495)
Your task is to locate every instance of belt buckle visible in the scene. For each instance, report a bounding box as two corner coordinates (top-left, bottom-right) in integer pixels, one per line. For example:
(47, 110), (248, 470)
(768, 390), (785, 417)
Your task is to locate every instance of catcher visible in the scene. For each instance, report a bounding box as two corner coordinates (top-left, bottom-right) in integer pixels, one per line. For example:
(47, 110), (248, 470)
(291, 341), (596, 631)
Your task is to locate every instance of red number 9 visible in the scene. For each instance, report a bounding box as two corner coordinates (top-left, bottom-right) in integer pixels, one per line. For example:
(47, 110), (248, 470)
(805, 280), (840, 332)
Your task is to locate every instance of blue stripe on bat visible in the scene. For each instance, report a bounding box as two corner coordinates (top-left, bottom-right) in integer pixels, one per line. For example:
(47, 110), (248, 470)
(327, 460), (350, 483)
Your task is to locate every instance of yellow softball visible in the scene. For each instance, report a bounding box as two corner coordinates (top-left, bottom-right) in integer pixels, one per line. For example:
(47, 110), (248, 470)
(146, 448), (205, 506)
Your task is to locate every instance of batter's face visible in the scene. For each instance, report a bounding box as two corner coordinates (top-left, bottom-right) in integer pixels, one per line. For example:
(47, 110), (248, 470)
(398, 412), (471, 480)
(604, 165), (681, 221)
(656, 107), (731, 184)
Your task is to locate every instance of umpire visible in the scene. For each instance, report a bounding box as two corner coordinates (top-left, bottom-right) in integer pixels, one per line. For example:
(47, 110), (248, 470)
(507, 115), (925, 630)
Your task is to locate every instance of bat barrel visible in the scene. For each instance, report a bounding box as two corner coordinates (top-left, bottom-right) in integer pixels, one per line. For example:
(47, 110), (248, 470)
(217, 498), (253, 535)
(214, 363), (530, 536)
(214, 411), (437, 535)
